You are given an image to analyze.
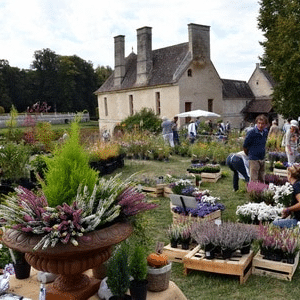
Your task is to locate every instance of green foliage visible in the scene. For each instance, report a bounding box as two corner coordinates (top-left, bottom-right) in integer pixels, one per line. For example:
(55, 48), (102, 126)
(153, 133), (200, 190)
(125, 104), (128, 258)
(121, 108), (162, 134)
(0, 142), (31, 181)
(4, 105), (22, 142)
(0, 106), (5, 114)
(0, 243), (12, 268)
(258, 0), (300, 118)
(41, 121), (99, 207)
(35, 122), (55, 151)
(107, 243), (131, 297)
(129, 243), (148, 281)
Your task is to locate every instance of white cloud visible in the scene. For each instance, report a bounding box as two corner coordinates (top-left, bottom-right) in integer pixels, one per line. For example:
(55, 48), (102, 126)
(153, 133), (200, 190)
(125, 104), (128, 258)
(0, 0), (264, 80)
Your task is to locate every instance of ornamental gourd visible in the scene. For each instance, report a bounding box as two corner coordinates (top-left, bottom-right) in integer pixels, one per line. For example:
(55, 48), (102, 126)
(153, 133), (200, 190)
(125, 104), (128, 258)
(147, 252), (169, 268)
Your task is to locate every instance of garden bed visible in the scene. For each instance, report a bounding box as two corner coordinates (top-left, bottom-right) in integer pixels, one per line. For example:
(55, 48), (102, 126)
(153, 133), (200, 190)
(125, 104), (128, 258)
(163, 243), (198, 263)
(183, 245), (254, 284)
(252, 251), (299, 281)
(273, 168), (288, 177)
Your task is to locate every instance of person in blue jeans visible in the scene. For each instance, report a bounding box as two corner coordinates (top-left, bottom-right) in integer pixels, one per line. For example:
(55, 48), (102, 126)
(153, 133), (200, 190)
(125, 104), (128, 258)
(273, 164), (300, 228)
(226, 151), (250, 191)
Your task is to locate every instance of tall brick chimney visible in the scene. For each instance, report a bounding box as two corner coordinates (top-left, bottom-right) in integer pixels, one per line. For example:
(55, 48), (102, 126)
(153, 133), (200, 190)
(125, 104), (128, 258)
(136, 26), (152, 85)
(114, 35), (125, 87)
(188, 23), (210, 63)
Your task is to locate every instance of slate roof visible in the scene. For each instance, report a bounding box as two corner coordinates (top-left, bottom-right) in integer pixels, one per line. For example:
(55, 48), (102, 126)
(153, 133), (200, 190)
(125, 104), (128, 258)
(260, 68), (276, 87)
(242, 98), (273, 113)
(96, 42), (190, 93)
(222, 79), (254, 99)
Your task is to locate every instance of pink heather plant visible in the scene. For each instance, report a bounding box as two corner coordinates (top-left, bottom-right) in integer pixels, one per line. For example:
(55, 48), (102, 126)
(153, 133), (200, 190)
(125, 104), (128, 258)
(117, 186), (158, 216)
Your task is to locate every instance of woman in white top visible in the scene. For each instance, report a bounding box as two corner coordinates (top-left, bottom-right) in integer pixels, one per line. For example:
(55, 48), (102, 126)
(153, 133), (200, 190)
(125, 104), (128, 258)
(285, 120), (299, 166)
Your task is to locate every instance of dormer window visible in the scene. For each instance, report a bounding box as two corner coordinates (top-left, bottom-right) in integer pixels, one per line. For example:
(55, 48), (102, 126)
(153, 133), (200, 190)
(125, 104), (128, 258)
(256, 80), (259, 85)
(187, 69), (192, 77)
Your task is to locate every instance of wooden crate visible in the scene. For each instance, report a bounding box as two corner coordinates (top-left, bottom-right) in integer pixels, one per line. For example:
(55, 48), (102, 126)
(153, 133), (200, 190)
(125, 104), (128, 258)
(252, 251), (299, 281)
(201, 172), (222, 183)
(171, 208), (221, 224)
(163, 243), (198, 263)
(142, 184), (166, 197)
(183, 245), (254, 284)
(273, 168), (288, 177)
(163, 186), (173, 198)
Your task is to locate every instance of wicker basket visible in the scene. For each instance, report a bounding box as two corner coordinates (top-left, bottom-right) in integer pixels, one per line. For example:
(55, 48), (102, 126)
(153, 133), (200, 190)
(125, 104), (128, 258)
(146, 263), (172, 292)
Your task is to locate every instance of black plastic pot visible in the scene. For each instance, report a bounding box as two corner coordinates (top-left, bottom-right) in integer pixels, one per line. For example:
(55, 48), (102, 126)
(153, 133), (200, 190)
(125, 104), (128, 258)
(109, 295), (132, 300)
(13, 260), (31, 279)
(130, 280), (148, 300)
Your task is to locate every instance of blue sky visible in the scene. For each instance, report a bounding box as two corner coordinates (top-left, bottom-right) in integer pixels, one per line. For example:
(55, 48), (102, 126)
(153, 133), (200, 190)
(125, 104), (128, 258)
(0, 0), (264, 81)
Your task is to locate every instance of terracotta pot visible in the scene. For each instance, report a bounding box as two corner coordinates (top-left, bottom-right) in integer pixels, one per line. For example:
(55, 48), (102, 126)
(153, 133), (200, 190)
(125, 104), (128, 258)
(2, 222), (133, 300)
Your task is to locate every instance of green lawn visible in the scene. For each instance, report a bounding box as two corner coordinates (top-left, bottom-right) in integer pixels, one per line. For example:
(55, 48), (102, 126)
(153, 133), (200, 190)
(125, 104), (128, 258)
(116, 156), (300, 300)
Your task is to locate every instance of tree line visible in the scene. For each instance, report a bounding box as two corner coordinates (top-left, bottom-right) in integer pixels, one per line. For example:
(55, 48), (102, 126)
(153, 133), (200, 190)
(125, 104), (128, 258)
(0, 48), (112, 117)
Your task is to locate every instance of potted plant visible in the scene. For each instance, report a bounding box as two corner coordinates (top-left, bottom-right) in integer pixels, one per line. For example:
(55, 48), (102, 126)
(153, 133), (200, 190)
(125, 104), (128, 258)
(0, 118), (157, 299)
(10, 249), (31, 279)
(129, 244), (148, 300)
(146, 251), (171, 292)
(107, 244), (131, 300)
(166, 224), (180, 248)
(180, 224), (191, 250)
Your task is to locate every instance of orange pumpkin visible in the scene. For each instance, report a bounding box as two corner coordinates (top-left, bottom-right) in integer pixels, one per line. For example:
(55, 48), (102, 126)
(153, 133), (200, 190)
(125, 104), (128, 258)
(147, 252), (169, 268)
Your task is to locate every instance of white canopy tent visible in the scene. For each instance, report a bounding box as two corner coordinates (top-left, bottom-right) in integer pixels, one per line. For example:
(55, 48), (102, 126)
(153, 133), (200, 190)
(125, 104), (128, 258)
(176, 109), (221, 118)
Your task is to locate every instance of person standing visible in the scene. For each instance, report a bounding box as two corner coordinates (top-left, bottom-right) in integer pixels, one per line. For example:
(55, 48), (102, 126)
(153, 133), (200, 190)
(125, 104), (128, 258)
(188, 120), (197, 143)
(172, 116), (180, 145)
(273, 164), (300, 228)
(226, 151), (250, 191)
(243, 115), (269, 182)
(285, 120), (299, 166)
(283, 117), (292, 133)
(268, 120), (280, 137)
(161, 116), (174, 147)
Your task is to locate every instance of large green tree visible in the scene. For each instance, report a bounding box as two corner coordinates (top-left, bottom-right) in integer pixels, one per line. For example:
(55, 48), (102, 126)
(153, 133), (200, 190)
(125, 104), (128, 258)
(258, 0), (300, 118)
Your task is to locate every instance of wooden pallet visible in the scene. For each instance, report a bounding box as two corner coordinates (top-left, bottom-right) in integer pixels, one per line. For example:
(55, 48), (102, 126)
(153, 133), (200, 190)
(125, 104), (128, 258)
(142, 184), (167, 197)
(201, 172), (222, 183)
(163, 243), (198, 263)
(252, 251), (299, 281)
(183, 245), (254, 284)
(273, 168), (288, 177)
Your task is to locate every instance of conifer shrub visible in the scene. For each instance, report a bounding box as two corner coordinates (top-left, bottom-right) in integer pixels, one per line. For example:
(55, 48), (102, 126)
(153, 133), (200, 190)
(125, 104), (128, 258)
(41, 121), (99, 207)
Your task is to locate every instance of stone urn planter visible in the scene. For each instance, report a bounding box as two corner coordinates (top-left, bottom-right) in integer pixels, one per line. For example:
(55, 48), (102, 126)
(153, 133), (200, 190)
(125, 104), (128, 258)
(2, 222), (133, 300)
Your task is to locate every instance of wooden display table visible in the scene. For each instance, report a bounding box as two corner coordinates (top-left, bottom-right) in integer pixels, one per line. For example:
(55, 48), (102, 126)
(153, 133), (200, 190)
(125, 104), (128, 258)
(183, 245), (254, 284)
(7, 268), (187, 300)
(252, 251), (299, 281)
(273, 168), (288, 177)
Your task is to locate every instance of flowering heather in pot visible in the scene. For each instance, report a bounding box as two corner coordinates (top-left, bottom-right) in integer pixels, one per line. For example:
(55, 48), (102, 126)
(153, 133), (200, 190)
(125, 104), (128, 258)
(264, 174), (288, 186)
(257, 224), (300, 258)
(247, 181), (271, 203)
(0, 173), (158, 250)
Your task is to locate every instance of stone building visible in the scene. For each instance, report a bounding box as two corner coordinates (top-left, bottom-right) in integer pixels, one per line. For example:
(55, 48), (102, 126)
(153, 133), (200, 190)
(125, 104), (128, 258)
(95, 23), (277, 133)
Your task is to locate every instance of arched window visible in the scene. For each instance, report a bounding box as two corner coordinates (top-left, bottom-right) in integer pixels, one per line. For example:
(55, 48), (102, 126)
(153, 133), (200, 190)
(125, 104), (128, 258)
(187, 69), (192, 77)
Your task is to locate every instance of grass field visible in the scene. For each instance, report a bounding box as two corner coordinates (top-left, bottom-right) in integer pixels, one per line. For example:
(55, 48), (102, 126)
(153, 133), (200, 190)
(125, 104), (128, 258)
(116, 156), (300, 300)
